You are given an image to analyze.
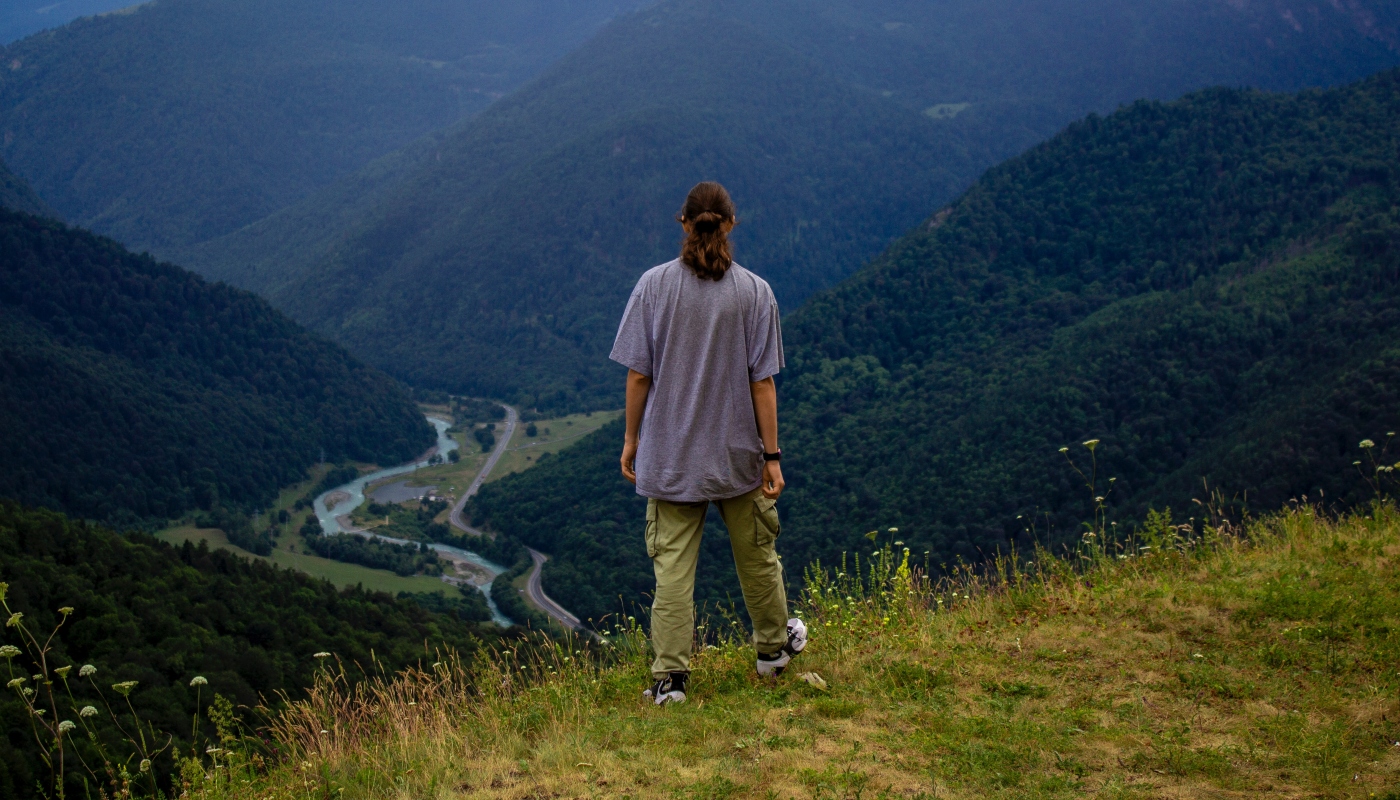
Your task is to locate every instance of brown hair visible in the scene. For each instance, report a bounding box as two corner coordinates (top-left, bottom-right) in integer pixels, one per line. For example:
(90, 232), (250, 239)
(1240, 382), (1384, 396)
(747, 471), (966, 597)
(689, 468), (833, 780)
(677, 181), (737, 281)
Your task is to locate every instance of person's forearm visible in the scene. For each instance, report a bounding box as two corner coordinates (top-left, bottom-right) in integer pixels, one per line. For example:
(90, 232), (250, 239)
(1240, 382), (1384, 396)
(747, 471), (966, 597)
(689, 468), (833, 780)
(750, 377), (779, 453)
(625, 369), (652, 443)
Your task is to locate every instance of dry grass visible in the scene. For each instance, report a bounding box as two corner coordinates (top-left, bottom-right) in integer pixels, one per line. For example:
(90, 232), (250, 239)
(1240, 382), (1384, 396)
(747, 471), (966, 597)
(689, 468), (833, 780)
(201, 506), (1400, 800)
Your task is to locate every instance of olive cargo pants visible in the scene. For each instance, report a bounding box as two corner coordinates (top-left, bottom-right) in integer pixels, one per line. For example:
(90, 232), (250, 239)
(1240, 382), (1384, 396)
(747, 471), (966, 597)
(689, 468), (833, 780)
(645, 486), (789, 678)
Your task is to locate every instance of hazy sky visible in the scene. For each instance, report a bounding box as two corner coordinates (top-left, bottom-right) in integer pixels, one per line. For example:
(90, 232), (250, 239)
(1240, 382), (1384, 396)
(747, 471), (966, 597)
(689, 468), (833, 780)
(1, 0), (137, 44)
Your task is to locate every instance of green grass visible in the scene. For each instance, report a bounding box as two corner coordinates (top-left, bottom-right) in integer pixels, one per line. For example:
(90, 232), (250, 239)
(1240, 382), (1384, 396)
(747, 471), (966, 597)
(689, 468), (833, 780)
(198, 503), (1400, 799)
(487, 410), (622, 483)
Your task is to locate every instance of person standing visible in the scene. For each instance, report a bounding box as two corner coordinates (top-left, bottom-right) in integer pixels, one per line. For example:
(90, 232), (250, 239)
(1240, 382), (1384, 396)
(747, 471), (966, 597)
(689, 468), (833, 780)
(609, 181), (807, 706)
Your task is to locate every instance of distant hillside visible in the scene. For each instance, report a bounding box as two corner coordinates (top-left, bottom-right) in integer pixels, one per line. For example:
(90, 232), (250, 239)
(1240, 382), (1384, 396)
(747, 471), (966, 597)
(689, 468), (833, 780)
(185, 0), (1399, 412)
(0, 1), (134, 45)
(0, 209), (434, 527)
(0, 501), (506, 800)
(0, 157), (52, 217)
(470, 69), (1400, 625)
(0, 0), (645, 252)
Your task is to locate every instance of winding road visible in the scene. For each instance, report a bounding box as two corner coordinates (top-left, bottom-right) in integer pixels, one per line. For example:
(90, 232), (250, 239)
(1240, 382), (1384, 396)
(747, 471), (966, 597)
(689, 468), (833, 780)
(447, 404), (585, 633)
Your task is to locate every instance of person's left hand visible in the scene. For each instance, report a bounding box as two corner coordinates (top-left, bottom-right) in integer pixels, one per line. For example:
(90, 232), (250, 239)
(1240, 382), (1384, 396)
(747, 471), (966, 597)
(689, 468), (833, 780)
(761, 460), (785, 499)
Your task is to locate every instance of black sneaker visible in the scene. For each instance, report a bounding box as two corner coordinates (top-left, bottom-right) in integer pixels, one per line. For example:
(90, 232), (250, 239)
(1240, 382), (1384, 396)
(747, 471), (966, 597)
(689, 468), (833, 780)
(756, 617), (808, 677)
(642, 672), (688, 705)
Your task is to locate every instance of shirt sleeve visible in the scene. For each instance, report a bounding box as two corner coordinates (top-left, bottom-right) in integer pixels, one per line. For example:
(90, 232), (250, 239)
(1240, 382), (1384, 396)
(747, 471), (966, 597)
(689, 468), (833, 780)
(609, 281), (654, 376)
(747, 284), (784, 382)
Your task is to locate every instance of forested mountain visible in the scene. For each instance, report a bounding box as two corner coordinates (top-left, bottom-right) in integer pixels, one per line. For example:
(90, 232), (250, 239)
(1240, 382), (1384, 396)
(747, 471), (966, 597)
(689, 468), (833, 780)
(0, 0), (646, 253)
(0, 501), (501, 800)
(186, 0), (1400, 412)
(0, 157), (51, 217)
(470, 69), (1400, 626)
(1, 1), (133, 45)
(0, 209), (433, 527)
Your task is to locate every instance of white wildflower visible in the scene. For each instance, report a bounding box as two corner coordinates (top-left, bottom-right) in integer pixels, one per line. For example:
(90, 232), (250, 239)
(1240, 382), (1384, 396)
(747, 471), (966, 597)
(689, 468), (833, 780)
(189, 676), (207, 687)
(79, 664), (96, 677)
(58, 720), (75, 734)
(80, 706), (98, 718)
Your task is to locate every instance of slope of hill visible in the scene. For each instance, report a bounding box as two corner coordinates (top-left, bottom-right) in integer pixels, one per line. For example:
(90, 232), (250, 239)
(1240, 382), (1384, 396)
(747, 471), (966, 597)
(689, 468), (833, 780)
(0, 501), (507, 800)
(0, 0), (645, 253)
(164, 504), (1400, 798)
(468, 68), (1400, 625)
(185, 0), (1400, 411)
(0, 157), (52, 217)
(0, 209), (434, 527)
(0, 0), (134, 45)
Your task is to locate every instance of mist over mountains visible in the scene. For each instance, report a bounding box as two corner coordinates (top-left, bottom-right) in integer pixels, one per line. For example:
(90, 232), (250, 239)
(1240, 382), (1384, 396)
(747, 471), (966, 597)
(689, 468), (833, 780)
(0, 0), (647, 252)
(181, 0), (1400, 411)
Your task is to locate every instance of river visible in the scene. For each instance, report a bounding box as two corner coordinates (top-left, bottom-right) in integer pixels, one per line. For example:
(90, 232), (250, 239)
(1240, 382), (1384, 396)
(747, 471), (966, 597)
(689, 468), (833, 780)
(311, 415), (513, 626)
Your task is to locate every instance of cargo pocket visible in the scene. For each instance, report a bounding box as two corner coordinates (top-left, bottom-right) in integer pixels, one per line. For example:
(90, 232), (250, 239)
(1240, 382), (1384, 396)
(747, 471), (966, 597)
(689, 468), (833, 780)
(754, 495), (780, 548)
(644, 499), (660, 558)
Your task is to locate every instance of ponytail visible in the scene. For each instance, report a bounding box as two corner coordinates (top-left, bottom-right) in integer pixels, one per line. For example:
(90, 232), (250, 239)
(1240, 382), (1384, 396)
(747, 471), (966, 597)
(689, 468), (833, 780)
(678, 182), (737, 281)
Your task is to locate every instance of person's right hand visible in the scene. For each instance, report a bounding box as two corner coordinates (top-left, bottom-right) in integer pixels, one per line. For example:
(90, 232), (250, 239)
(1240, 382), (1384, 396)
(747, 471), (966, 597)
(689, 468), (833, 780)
(620, 439), (638, 485)
(761, 460), (785, 499)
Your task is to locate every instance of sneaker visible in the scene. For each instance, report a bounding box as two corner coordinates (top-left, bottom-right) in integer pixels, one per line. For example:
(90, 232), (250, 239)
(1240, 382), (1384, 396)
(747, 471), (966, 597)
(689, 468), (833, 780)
(756, 617), (808, 677)
(642, 672), (688, 705)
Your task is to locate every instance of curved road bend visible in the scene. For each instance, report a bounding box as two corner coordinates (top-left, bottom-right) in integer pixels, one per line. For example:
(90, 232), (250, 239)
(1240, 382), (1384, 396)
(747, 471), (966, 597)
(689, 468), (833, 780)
(447, 404), (589, 634)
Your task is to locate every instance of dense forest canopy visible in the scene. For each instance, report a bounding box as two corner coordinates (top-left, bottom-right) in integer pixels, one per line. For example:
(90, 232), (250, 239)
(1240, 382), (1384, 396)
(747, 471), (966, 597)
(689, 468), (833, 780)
(470, 69), (1400, 626)
(184, 0), (1399, 412)
(0, 209), (433, 527)
(0, 501), (502, 800)
(0, 0), (647, 253)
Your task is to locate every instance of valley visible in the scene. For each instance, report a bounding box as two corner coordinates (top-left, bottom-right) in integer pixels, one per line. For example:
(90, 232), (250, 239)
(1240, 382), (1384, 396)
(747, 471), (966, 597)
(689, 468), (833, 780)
(3, 3), (1400, 798)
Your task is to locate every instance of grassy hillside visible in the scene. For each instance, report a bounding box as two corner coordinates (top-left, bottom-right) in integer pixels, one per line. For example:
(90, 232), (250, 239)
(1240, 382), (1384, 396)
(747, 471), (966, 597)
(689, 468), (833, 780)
(469, 69), (1400, 624)
(0, 157), (52, 217)
(0, 0), (645, 253)
(0, 209), (434, 527)
(0, 501), (510, 800)
(166, 503), (1400, 798)
(185, 0), (1400, 411)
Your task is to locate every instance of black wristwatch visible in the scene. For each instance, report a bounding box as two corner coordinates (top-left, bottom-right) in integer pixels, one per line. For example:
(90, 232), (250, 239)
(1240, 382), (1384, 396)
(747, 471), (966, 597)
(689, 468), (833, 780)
(762, 449), (782, 462)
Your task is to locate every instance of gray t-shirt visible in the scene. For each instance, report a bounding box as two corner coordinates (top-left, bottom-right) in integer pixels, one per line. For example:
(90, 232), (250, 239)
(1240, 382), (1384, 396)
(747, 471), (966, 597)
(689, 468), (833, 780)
(609, 259), (784, 502)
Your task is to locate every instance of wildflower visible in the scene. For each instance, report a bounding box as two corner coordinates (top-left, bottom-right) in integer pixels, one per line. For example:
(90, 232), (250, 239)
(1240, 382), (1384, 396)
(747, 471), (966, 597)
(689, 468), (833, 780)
(189, 675), (208, 687)
(1083, 439), (1100, 451)
(79, 664), (96, 677)
(58, 607), (73, 616)
(31, 673), (42, 681)
(6, 612), (22, 627)
(1361, 439), (1376, 449)
(80, 706), (97, 718)
(0, 645), (18, 659)
(53, 666), (72, 679)
(22, 687), (33, 697)
(1354, 461), (1363, 466)
(112, 680), (138, 697)
(313, 652), (331, 659)
(1058, 446), (1069, 453)
(1094, 496), (1105, 503)
(31, 707), (43, 715)
(888, 527), (899, 533)
(139, 759), (151, 774)
(6, 677), (24, 689)
(58, 720), (75, 734)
